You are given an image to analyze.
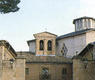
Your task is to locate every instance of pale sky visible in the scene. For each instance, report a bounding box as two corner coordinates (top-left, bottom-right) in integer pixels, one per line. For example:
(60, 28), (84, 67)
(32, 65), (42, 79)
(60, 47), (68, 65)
(0, 0), (95, 51)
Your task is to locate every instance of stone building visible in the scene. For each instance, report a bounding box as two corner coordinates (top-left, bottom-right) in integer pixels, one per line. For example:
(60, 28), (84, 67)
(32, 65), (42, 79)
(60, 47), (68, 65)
(17, 32), (73, 80)
(1, 16), (95, 80)
(0, 40), (25, 80)
(17, 16), (95, 80)
(73, 42), (95, 80)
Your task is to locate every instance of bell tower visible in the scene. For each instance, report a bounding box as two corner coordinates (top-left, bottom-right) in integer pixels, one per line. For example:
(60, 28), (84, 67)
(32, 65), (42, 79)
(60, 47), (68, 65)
(33, 32), (57, 56)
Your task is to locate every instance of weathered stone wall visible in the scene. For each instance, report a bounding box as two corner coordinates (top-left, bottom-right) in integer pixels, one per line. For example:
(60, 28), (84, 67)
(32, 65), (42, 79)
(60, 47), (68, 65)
(25, 63), (72, 80)
(56, 33), (86, 57)
(15, 58), (25, 80)
(0, 44), (25, 80)
(2, 60), (16, 80)
(73, 59), (95, 80)
(17, 52), (72, 80)
(86, 31), (95, 44)
(29, 41), (36, 53)
(2, 58), (25, 80)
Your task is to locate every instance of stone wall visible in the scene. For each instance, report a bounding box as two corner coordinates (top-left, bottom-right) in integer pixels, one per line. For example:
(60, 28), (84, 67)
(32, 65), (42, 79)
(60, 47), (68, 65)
(0, 44), (25, 80)
(25, 63), (72, 80)
(56, 33), (86, 57)
(15, 58), (25, 80)
(86, 31), (95, 44)
(73, 58), (95, 80)
(17, 52), (73, 80)
(29, 41), (36, 53)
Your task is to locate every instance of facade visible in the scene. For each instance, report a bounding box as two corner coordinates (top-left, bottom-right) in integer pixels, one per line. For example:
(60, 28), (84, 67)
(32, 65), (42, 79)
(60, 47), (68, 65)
(73, 42), (95, 80)
(0, 40), (25, 80)
(17, 52), (72, 80)
(19, 32), (73, 80)
(1, 16), (95, 80)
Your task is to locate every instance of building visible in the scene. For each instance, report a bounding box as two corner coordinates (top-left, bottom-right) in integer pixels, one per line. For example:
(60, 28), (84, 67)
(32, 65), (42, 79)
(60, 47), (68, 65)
(1, 16), (95, 80)
(0, 40), (25, 80)
(17, 32), (73, 80)
(73, 42), (95, 80)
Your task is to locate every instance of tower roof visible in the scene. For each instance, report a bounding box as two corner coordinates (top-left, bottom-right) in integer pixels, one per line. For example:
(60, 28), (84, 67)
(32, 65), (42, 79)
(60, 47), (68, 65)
(33, 31), (57, 37)
(56, 28), (95, 40)
(73, 16), (95, 24)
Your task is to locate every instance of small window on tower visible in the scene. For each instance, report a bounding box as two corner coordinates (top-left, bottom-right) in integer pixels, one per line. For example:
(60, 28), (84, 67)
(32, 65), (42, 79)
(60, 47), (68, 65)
(47, 40), (52, 51)
(40, 40), (44, 50)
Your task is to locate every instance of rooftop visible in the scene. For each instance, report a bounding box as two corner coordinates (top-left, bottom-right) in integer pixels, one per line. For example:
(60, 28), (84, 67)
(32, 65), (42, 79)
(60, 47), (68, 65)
(56, 28), (95, 40)
(0, 40), (17, 57)
(73, 16), (95, 24)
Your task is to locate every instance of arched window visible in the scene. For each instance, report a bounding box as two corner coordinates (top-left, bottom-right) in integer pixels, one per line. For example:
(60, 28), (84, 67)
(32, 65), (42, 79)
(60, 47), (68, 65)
(47, 40), (52, 51)
(40, 40), (44, 50)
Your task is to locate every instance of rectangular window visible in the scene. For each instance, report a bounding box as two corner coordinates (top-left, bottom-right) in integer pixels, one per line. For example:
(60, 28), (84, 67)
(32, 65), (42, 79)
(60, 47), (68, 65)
(62, 68), (67, 80)
(25, 68), (29, 75)
(62, 68), (67, 75)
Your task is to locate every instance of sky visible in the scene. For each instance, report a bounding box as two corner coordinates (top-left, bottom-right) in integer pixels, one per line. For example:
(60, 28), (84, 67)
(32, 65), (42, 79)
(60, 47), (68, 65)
(0, 0), (95, 51)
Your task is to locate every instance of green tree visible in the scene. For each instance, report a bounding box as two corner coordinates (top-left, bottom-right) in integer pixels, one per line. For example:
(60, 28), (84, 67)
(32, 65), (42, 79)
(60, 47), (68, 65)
(0, 0), (20, 13)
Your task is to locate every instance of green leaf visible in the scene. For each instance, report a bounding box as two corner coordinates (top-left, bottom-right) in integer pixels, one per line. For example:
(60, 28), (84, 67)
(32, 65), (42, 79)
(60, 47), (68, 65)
(0, 0), (20, 13)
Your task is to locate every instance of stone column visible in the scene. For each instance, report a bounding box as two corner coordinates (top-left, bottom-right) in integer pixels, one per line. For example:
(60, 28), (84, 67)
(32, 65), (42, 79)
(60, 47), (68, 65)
(44, 39), (47, 55)
(15, 57), (25, 80)
(73, 58), (86, 80)
(52, 39), (56, 55)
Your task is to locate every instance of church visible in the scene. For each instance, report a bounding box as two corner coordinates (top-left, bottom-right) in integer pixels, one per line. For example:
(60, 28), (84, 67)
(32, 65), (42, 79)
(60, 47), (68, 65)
(0, 16), (95, 80)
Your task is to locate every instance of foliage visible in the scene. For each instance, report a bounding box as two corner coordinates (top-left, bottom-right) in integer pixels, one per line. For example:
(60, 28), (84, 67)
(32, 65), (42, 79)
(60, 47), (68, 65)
(0, 0), (20, 13)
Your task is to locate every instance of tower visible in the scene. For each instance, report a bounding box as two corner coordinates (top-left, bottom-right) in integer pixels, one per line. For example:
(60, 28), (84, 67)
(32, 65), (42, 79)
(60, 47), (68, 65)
(73, 16), (95, 31)
(27, 32), (57, 56)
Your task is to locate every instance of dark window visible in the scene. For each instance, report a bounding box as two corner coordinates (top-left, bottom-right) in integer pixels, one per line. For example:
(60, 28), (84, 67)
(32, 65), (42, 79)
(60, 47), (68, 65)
(40, 68), (49, 80)
(40, 40), (44, 50)
(62, 68), (67, 75)
(42, 68), (49, 74)
(62, 68), (67, 80)
(25, 68), (29, 75)
(47, 40), (52, 51)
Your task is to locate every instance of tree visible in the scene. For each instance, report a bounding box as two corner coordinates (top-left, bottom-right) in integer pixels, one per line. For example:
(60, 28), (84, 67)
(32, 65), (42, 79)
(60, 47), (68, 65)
(0, 0), (20, 13)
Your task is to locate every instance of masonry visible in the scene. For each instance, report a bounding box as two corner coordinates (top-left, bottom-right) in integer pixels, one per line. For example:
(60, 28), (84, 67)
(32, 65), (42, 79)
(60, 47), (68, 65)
(1, 16), (95, 80)
(0, 40), (25, 80)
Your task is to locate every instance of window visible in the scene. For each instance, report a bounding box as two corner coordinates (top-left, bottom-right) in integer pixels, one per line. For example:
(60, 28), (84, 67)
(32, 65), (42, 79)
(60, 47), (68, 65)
(41, 68), (49, 80)
(47, 40), (52, 51)
(42, 68), (49, 75)
(25, 68), (29, 75)
(61, 43), (68, 57)
(62, 68), (67, 80)
(62, 68), (67, 75)
(40, 40), (44, 50)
